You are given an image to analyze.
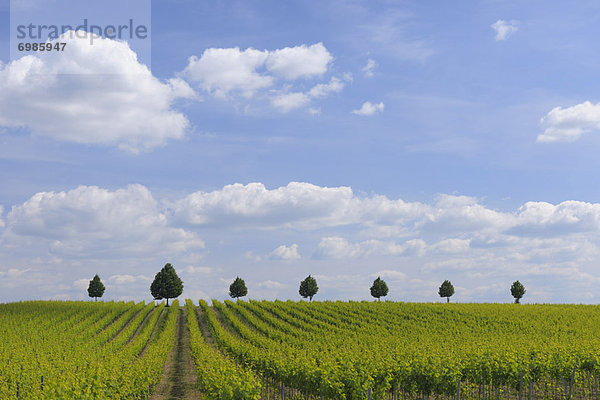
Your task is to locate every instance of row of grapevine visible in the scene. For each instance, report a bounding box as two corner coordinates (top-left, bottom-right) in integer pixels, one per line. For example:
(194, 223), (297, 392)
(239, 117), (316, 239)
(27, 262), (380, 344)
(202, 300), (600, 400)
(0, 300), (178, 399)
(185, 299), (262, 400)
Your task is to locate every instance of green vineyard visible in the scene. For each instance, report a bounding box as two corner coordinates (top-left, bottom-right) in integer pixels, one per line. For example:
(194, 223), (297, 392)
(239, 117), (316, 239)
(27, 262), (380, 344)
(2, 300), (600, 399)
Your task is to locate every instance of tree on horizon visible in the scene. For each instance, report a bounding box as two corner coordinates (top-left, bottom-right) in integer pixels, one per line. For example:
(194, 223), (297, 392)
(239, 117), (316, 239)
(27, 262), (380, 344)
(370, 276), (389, 301)
(438, 280), (455, 303)
(150, 263), (183, 306)
(299, 275), (319, 301)
(229, 277), (248, 300)
(511, 280), (526, 304)
(87, 274), (105, 302)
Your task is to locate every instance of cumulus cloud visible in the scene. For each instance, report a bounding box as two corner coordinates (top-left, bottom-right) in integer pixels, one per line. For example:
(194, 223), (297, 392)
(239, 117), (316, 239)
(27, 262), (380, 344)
(272, 76), (346, 113)
(352, 101), (385, 116)
(491, 20), (518, 41)
(172, 182), (429, 229)
(0, 32), (194, 153)
(362, 59), (377, 77)
(511, 200), (600, 235)
(271, 92), (311, 113)
(181, 47), (272, 98)
(3, 184), (204, 258)
(269, 244), (301, 260)
(265, 43), (332, 80)
(271, 77), (346, 113)
(538, 101), (600, 143)
(181, 43), (343, 112)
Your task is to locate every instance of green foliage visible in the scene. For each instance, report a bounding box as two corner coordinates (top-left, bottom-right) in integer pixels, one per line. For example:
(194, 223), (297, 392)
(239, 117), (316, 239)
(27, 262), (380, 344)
(186, 300), (262, 400)
(299, 274), (319, 301)
(150, 263), (183, 306)
(438, 279), (455, 302)
(87, 274), (105, 301)
(203, 300), (600, 400)
(0, 300), (177, 399)
(370, 276), (389, 300)
(511, 280), (526, 303)
(229, 276), (248, 299)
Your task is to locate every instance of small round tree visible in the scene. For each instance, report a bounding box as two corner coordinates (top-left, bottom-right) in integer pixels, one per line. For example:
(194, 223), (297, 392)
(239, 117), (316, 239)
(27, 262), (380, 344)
(229, 277), (248, 300)
(150, 263), (183, 306)
(511, 280), (526, 304)
(299, 275), (319, 301)
(87, 274), (105, 302)
(370, 276), (389, 301)
(438, 280), (455, 303)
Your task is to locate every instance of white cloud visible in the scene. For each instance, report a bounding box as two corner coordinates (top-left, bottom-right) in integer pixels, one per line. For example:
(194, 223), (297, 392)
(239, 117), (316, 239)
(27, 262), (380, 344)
(272, 76), (346, 113)
(172, 182), (429, 230)
(181, 47), (272, 98)
(308, 77), (345, 98)
(271, 92), (311, 113)
(0, 205), (4, 228)
(181, 43), (342, 112)
(538, 101), (600, 143)
(352, 101), (385, 116)
(269, 244), (301, 260)
(362, 59), (377, 77)
(3, 184), (204, 258)
(491, 20), (519, 41)
(265, 43), (332, 80)
(511, 200), (600, 235)
(0, 32), (194, 153)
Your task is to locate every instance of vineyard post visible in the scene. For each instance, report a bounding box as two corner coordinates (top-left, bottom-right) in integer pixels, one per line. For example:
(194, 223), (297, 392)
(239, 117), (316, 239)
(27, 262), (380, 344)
(518, 373), (524, 400)
(367, 387), (371, 400)
(568, 366), (576, 400)
(594, 371), (598, 399)
(528, 380), (533, 400)
(455, 380), (460, 400)
(281, 381), (284, 400)
(392, 382), (397, 400)
(482, 382), (486, 400)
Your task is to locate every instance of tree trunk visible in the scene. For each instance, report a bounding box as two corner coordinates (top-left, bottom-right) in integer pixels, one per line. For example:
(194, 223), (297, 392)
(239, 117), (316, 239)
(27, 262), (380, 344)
(447, 297), (449, 303)
(166, 298), (169, 307)
(94, 297), (97, 302)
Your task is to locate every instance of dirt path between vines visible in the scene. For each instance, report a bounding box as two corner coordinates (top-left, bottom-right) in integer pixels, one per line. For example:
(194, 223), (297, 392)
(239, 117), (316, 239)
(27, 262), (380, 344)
(150, 307), (203, 400)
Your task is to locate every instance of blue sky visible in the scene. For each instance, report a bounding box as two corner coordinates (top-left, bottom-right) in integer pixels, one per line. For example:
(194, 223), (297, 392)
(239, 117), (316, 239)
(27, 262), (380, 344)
(2, 0), (600, 303)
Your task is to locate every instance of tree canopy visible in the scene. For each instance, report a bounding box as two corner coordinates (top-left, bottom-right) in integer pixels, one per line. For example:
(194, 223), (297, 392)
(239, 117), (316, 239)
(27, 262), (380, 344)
(370, 277), (389, 301)
(87, 274), (105, 302)
(299, 275), (319, 301)
(511, 280), (526, 304)
(438, 280), (455, 303)
(150, 263), (183, 306)
(229, 277), (248, 299)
